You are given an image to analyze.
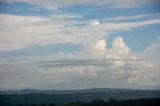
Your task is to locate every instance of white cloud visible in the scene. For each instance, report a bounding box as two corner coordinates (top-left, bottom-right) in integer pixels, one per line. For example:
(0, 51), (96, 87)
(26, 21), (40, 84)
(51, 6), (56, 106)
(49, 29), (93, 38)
(0, 14), (160, 52)
(1, 0), (159, 9)
(101, 19), (160, 31)
(90, 20), (100, 26)
(67, 66), (98, 78)
(110, 0), (160, 8)
(124, 42), (160, 87)
(0, 14), (85, 52)
(90, 40), (107, 52)
(101, 13), (160, 23)
(0, 12), (160, 90)
(102, 14), (148, 22)
(112, 37), (131, 54)
(0, 42), (160, 90)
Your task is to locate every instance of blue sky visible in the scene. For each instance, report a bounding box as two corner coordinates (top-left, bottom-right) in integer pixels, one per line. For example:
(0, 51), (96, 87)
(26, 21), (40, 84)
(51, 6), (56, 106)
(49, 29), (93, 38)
(0, 0), (160, 90)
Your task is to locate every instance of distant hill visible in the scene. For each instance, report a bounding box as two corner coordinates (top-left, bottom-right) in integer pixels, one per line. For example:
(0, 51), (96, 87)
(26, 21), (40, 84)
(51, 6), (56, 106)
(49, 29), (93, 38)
(0, 88), (159, 95)
(0, 88), (160, 106)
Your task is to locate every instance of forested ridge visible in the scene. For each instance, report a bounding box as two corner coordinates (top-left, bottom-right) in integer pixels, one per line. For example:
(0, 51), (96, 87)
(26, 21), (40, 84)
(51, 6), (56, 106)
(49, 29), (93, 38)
(1, 88), (160, 106)
(11, 98), (160, 106)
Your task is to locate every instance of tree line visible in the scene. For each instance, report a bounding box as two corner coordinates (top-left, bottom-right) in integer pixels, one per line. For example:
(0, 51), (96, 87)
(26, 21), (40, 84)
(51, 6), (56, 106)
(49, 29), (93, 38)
(17, 98), (160, 106)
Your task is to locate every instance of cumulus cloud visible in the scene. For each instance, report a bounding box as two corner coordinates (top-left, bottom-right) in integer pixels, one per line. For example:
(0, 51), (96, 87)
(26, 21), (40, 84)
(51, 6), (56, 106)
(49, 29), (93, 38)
(90, 40), (107, 52)
(112, 37), (131, 54)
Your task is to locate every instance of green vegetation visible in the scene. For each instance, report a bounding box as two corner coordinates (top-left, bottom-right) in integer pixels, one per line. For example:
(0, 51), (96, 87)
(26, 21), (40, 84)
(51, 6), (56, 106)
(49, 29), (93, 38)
(15, 98), (160, 106)
(0, 89), (160, 106)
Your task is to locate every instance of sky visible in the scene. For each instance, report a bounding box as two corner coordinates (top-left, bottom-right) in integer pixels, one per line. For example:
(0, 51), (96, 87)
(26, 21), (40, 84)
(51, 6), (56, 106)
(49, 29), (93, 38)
(0, 0), (160, 90)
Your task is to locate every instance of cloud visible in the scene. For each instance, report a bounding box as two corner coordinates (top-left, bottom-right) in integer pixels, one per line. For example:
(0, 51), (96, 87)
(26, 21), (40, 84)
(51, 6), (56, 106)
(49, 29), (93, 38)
(110, 0), (160, 8)
(0, 13), (160, 52)
(94, 40), (106, 52)
(101, 13), (160, 24)
(0, 14), (84, 52)
(90, 20), (100, 26)
(90, 40), (107, 52)
(0, 10), (160, 90)
(112, 37), (131, 54)
(124, 42), (160, 86)
(67, 66), (98, 78)
(102, 14), (149, 22)
(0, 41), (160, 90)
(142, 43), (160, 58)
(101, 19), (160, 31)
(1, 0), (160, 9)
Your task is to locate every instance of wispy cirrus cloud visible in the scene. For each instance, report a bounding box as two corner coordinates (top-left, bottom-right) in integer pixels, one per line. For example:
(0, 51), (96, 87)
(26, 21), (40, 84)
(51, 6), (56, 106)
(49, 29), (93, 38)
(0, 13), (160, 52)
(1, 0), (160, 9)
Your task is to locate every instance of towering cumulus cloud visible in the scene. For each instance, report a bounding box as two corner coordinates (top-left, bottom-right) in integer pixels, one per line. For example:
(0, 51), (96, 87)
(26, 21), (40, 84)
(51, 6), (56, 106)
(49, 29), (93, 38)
(112, 37), (131, 54)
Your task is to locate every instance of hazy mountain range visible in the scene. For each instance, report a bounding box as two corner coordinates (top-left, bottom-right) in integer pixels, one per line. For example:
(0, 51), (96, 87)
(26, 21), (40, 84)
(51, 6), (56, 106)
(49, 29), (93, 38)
(0, 88), (142, 95)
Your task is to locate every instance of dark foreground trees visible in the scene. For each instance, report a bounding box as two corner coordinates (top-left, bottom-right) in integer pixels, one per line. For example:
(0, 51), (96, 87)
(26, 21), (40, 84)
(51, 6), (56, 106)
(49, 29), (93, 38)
(18, 103), (55, 106)
(79, 98), (160, 106)
(17, 98), (160, 106)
